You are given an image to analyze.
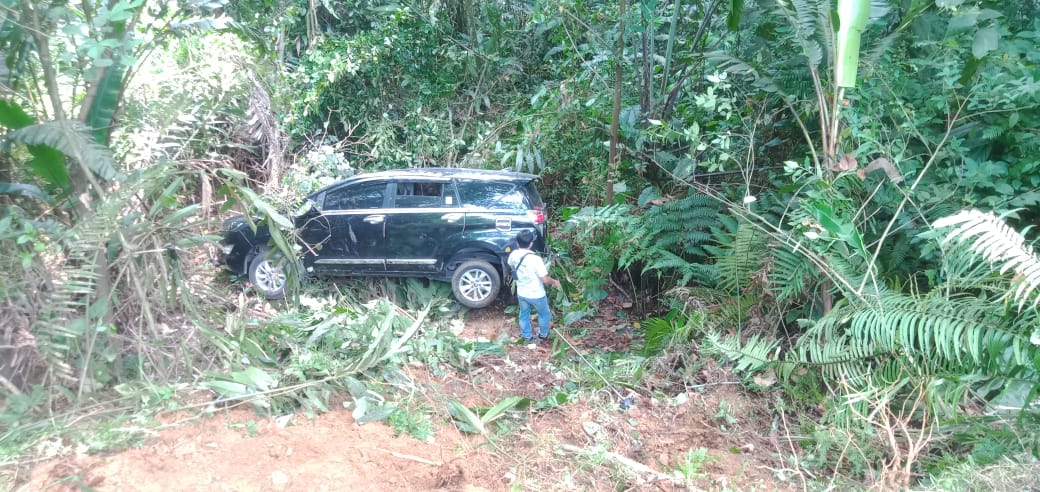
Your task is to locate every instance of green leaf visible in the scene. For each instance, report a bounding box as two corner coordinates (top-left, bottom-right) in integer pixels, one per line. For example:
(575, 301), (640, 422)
(238, 187), (293, 229)
(27, 148), (71, 192)
(947, 12), (979, 33)
(0, 182), (54, 203)
(972, 26), (1000, 59)
(230, 366), (277, 391)
(355, 403), (395, 424)
(342, 376), (369, 399)
(534, 391), (570, 410)
(727, 0), (745, 31)
(0, 99), (35, 128)
(83, 62), (127, 144)
(352, 396), (369, 421)
(637, 186), (660, 207)
(202, 380), (252, 399)
(5, 121), (123, 182)
(447, 400), (485, 434)
(480, 396), (530, 426)
(0, 100), (71, 191)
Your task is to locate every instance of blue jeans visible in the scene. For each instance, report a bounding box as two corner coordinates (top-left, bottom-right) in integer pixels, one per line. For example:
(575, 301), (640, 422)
(518, 295), (552, 340)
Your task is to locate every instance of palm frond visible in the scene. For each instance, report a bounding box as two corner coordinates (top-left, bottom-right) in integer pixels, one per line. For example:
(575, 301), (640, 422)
(5, 120), (124, 182)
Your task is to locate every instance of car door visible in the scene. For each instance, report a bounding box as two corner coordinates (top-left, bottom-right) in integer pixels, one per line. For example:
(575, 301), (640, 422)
(384, 179), (463, 274)
(312, 180), (391, 274)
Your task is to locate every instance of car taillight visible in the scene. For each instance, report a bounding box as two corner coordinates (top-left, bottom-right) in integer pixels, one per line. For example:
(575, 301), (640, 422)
(527, 206), (546, 225)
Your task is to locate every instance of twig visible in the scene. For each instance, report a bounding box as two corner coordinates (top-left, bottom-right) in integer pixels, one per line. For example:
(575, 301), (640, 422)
(550, 330), (626, 400)
(556, 444), (705, 491)
(0, 374), (23, 395)
(369, 448), (443, 467)
(778, 403), (809, 492)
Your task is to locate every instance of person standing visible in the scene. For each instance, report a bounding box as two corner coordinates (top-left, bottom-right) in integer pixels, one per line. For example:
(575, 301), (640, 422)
(507, 230), (562, 343)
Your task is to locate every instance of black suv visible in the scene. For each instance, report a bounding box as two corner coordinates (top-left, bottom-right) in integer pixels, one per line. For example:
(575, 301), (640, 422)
(218, 168), (547, 308)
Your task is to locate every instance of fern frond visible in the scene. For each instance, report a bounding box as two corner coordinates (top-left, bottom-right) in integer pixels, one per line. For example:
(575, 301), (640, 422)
(704, 52), (783, 95)
(933, 209), (1040, 310)
(769, 243), (819, 302)
(712, 219), (766, 294)
(621, 193), (720, 286)
(788, 292), (1038, 383)
(775, 0), (824, 68)
(704, 331), (782, 374)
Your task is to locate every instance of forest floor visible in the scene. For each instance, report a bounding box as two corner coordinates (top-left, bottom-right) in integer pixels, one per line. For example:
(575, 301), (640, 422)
(15, 297), (798, 492)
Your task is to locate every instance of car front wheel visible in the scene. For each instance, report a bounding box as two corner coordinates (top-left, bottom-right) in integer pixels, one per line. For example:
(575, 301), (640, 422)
(248, 248), (294, 300)
(451, 260), (501, 309)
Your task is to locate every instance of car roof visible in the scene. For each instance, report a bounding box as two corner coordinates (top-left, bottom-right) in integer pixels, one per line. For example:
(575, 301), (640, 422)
(311, 167), (538, 196)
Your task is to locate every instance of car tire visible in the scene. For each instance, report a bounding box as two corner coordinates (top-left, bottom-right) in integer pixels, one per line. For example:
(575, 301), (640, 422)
(451, 260), (501, 309)
(248, 247), (295, 300)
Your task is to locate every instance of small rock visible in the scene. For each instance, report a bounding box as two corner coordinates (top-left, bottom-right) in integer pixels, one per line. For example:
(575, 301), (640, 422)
(582, 421), (607, 443)
(173, 442), (196, 458)
(270, 470), (290, 490)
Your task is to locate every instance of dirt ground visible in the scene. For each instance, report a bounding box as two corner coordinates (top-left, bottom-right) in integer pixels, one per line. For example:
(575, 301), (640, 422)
(17, 298), (796, 491)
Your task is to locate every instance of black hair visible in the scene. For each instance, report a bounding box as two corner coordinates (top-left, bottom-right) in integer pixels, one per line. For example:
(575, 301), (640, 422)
(516, 230), (535, 248)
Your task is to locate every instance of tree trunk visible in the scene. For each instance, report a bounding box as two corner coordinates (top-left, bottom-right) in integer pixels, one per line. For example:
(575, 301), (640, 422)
(606, 0), (627, 206)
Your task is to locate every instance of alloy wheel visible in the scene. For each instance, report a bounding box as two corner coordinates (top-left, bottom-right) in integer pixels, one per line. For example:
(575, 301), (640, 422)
(254, 258), (286, 293)
(458, 268), (493, 302)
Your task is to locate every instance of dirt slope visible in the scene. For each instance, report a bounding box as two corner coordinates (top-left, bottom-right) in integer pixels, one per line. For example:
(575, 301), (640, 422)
(20, 301), (794, 491)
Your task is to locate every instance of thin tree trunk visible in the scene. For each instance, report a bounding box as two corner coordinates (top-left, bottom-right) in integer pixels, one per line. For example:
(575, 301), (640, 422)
(640, 31), (651, 114)
(660, 0), (682, 99)
(23, 0), (117, 389)
(606, 0), (627, 206)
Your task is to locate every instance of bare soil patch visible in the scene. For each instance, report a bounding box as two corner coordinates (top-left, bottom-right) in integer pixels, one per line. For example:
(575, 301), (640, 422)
(19, 299), (794, 491)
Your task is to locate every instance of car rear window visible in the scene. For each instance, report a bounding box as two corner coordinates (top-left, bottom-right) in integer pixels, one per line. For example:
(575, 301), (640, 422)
(523, 181), (544, 208)
(455, 180), (529, 210)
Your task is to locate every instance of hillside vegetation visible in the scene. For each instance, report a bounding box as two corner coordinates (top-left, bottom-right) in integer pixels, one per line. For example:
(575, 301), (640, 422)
(2, 0), (1039, 489)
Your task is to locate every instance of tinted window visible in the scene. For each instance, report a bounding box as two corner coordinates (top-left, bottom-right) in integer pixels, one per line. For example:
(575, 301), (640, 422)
(394, 181), (454, 208)
(456, 181), (527, 210)
(324, 182), (387, 210)
(523, 182), (544, 208)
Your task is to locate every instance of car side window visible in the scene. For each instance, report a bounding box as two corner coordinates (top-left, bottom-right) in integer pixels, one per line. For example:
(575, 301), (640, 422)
(394, 181), (454, 208)
(455, 181), (525, 210)
(324, 182), (387, 210)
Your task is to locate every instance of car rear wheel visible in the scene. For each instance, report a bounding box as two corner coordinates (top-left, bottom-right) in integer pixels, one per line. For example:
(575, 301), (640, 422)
(451, 260), (501, 309)
(248, 247), (294, 300)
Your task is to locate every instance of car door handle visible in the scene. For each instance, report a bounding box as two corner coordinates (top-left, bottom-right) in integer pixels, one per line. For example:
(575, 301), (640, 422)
(363, 215), (385, 224)
(441, 213), (463, 222)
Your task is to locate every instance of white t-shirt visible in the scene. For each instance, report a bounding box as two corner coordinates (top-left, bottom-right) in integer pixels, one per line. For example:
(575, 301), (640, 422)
(508, 248), (548, 299)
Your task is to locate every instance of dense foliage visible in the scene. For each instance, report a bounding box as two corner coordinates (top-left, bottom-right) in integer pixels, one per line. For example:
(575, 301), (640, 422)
(2, 0), (1039, 488)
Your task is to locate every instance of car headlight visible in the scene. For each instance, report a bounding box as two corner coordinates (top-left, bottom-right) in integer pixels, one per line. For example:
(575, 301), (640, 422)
(221, 244), (235, 255)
